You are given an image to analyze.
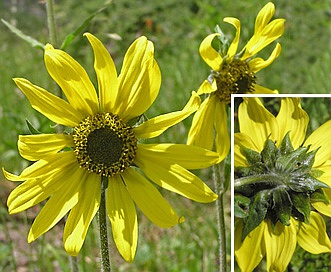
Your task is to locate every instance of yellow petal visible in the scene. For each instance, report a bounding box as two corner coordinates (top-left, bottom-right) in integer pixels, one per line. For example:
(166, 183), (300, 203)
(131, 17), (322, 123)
(133, 92), (200, 139)
(84, 33), (119, 112)
(264, 219), (297, 272)
(312, 189), (331, 217)
(234, 133), (258, 167)
(107, 174), (138, 262)
(63, 173), (101, 256)
(199, 33), (223, 71)
(214, 96), (230, 160)
(304, 119), (331, 167)
(116, 37), (160, 121)
(297, 212), (331, 254)
(7, 152), (78, 214)
(242, 18), (285, 59)
(248, 43), (282, 73)
(122, 168), (182, 228)
(18, 134), (74, 161)
(197, 79), (217, 95)
(44, 44), (99, 117)
(235, 219), (265, 271)
(3, 151), (76, 181)
(238, 97), (279, 152)
(13, 78), (83, 127)
(314, 160), (331, 186)
(136, 143), (219, 169)
(135, 145), (218, 203)
(187, 95), (215, 151)
(276, 98), (309, 149)
(254, 2), (275, 34)
(223, 17), (240, 59)
(253, 84), (278, 94)
(28, 166), (86, 242)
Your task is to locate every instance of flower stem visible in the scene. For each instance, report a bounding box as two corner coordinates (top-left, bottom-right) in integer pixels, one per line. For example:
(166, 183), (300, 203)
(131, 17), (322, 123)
(99, 176), (112, 272)
(69, 256), (79, 272)
(213, 160), (228, 272)
(45, 0), (57, 46)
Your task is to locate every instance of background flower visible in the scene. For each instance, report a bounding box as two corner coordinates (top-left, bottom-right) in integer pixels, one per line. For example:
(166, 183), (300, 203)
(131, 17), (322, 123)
(187, 2), (285, 159)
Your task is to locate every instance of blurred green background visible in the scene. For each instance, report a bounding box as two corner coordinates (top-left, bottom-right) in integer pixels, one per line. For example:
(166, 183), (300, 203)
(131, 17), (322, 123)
(0, 0), (330, 271)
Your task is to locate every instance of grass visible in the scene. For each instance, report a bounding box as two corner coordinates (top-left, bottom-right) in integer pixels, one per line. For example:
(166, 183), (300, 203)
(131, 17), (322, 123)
(0, 0), (330, 271)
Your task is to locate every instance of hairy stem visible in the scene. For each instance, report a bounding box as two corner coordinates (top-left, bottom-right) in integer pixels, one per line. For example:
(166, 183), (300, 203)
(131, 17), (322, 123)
(213, 161), (227, 272)
(99, 176), (112, 272)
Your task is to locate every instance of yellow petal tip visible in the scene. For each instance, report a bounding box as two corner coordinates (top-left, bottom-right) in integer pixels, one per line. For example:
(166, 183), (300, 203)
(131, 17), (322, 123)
(178, 216), (185, 224)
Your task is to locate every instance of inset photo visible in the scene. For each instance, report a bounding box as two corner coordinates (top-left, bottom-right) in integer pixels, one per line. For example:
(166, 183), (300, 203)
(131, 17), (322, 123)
(232, 95), (331, 271)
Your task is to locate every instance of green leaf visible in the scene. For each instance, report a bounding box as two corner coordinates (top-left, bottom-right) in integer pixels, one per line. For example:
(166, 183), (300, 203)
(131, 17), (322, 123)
(272, 187), (292, 226)
(60, 6), (108, 50)
(279, 132), (294, 155)
(1, 19), (45, 50)
(292, 192), (311, 224)
(25, 119), (41, 134)
(242, 190), (270, 240)
(310, 189), (329, 204)
(241, 145), (261, 165)
(289, 175), (329, 193)
(261, 139), (278, 170)
(275, 146), (308, 173)
(234, 194), (250, 218)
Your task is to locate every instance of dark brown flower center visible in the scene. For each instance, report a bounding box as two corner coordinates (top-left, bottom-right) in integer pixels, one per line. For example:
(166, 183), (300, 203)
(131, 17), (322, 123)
(73, 113), (137, 177)
(214, 60), (256, 103)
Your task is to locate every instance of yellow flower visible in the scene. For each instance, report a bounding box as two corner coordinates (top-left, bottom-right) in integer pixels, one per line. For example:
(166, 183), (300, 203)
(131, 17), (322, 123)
(187, 2), (285, 159)
(234, 97), (331, 271)
(3, 33), (219, 262)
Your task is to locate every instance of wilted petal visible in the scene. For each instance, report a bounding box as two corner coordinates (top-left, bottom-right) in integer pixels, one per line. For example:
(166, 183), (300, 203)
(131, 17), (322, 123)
(223, 17), (241, 59)
(249, 43), (281, 73)
(199, 33), (223, 71)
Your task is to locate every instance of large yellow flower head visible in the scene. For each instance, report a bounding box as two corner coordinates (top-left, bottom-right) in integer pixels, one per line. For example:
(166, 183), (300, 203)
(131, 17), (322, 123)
(234, 97), (331, 271)
(188, 2), (285, 159)
(3, 33), (219, 262)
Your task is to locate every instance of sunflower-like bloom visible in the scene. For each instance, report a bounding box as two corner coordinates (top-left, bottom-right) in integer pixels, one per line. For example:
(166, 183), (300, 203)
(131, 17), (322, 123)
(3, 33), (219, 262)
(234, 97), (331, 271)
(187, 2), (285, 159)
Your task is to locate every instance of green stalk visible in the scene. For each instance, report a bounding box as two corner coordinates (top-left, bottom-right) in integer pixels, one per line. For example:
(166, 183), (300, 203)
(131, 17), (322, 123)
(99, 176), (112, 272)
(69, 256), (79, 272)
(45, 0), (57, 46)
(213, 161), (227, 272)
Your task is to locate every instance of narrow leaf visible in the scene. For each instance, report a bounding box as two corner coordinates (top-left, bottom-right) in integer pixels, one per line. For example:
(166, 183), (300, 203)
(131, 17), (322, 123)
(242, 190), (269, 240)
(1, 19), (45, 50)
(60, 6), (108, 50)
(25, 119), (41, 135)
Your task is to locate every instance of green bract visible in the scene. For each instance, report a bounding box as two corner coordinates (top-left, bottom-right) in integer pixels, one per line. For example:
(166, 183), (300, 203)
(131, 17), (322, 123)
(235, 132), (330, 240)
